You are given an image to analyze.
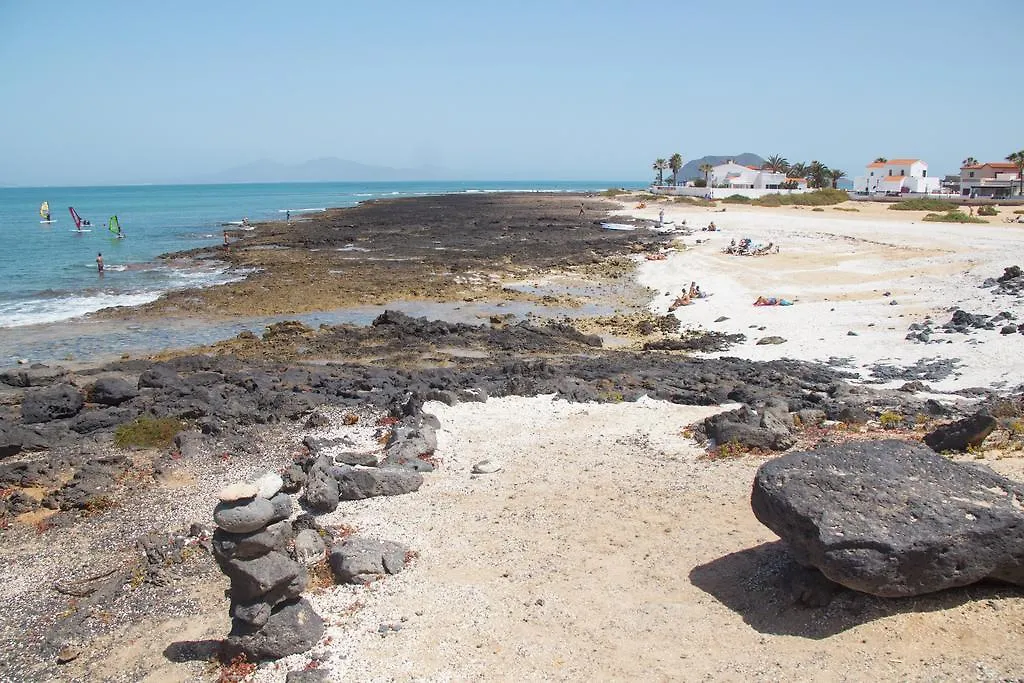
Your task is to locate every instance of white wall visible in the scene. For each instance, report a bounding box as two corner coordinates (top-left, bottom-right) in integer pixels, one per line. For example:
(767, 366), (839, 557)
(652, 186), (811, 199)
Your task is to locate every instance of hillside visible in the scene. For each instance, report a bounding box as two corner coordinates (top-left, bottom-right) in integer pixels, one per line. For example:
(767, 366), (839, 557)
(678, 153), (766, 181)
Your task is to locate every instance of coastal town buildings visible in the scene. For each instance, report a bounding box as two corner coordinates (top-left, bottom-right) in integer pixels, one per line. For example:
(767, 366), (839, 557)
(959, 162), (1021, 198)
(708, 161), (808, 191)
(853, 159), (940, 195)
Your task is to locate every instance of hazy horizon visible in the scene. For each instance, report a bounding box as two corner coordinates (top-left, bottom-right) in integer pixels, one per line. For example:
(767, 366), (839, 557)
(2, 1), (1021, 187)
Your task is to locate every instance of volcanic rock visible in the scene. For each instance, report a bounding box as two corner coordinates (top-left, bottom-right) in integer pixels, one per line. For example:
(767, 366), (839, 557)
(751, 439), (1024, 597)
(924, 411), (997, 453)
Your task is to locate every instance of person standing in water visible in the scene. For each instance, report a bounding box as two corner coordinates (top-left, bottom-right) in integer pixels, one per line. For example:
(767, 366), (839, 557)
(286, 210), (290, 222)
(223, 230), (230, 249)
(96, 253), (104, 275)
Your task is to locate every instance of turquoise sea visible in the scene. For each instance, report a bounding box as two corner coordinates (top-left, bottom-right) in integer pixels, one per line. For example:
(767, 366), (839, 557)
(0, 180), (639, 329)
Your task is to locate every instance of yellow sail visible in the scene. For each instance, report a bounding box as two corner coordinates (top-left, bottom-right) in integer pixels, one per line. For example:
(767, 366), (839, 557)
(40, 201), (49, 219)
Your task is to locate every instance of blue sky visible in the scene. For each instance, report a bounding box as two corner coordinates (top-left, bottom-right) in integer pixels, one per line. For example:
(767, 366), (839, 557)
(1, 0), (1021, 185)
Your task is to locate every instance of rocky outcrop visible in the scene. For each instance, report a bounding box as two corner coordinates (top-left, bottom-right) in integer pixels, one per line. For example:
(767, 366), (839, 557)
(704, 404), (794, 451)
(924, 411), (997, 453)
(329, 536), (409, 585)
(22, 384), (85, 424)
(86, 377), (139, 406)
(212, 475), (324, 660)
(751, 439), (1024, 597)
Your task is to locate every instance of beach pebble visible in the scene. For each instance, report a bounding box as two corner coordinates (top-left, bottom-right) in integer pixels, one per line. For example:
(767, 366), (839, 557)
(714, 316), (729, 323)
(472, 459), (503, 474)
(56, 646), (80, 664)
(218, 482), (259, 502)
(254, 472), (284, 499)
(756, 336), (787, 346)
(214, 497), (275, 533)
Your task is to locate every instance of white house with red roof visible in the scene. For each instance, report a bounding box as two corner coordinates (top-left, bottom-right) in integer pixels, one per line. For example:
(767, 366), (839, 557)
(853, 158), (939, 195)
(960, 161), (1021, 198)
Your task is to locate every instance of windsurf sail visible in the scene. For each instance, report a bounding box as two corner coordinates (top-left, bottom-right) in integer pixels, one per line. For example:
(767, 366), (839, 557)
(108, 215), (121, 235)
(69, 207), (82, 229)
(40, 201), (49, 219)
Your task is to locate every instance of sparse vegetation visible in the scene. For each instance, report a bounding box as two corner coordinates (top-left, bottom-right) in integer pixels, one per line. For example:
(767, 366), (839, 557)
(978, 205), (998, 216)
(674, 196), (715, 207)
(812, 207), (825, 211)
(722, 194), (752, 204)
(1014, 209), (1024, 215)
(752, 189), (849, 207)
(889, 198), (957, 211)
(922, 210), (987, 224)
(113, 416), (185, 449)
(834, 206), (860, 212)
(879, 410), (904, 430)
(602, 188), (627, 198)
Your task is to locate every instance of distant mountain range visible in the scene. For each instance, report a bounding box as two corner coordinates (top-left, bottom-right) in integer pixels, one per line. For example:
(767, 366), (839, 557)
(678, 153), (766, 181)
(200, 157), (453, 183)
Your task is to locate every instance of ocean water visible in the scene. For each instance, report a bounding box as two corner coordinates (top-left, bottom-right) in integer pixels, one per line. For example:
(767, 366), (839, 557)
(0, 180), (638, 330)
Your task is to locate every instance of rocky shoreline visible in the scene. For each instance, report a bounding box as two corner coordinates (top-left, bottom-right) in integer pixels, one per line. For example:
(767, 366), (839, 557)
(3, 193), (1024, 681)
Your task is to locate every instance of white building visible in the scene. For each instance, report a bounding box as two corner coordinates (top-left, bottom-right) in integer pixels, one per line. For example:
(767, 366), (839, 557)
(960, 162), (1021, 198)
(853, 158), (940, 194)
(710, 161), (807, 191)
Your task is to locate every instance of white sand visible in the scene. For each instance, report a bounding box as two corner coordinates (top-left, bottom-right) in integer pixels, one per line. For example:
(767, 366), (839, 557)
(617, 202), (1024, 392)
(248, 396), (1024, 682)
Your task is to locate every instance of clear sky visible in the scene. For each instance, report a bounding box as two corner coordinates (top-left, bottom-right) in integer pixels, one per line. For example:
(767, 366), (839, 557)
(1, 0), (1021, 186)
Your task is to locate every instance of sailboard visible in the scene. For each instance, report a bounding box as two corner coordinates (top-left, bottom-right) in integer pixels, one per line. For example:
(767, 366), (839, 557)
(68, 206), (93, 231)
(39, 201), (55, 223)
(109, 215), (125, 238)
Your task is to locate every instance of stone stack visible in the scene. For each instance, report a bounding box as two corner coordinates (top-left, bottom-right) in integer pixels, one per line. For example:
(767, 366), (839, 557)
(212, 473), (325, 661)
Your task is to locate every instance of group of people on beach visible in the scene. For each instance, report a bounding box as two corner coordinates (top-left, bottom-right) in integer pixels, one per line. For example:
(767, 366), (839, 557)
(669, 281), (707, 310)
(723, 238), (778, 256)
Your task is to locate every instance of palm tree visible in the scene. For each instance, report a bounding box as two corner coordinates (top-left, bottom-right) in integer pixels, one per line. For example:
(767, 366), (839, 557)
(962, 157), (979, 168)
(668, 153), (683, 186)
(653, 158), (667, 186)
(699, 163), (714, 187)
(763, 154), (789, 173)
(829, 168), (846, 189)
(874, 157), (888, 163)
(1007, 151), (1024, 195)
(787, 162), (807, 180)
(808, 160), (830, 189)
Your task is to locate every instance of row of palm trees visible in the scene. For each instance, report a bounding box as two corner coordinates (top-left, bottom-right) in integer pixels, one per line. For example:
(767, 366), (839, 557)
(761, 154), (846, 189)
(653, 153), (845, 189)
(652, 153), (684, 185)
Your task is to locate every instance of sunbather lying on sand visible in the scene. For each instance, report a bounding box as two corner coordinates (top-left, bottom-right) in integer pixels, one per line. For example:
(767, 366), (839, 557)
(754, 296), (793, 306)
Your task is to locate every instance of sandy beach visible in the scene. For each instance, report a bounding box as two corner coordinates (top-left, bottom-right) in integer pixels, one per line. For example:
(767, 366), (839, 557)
(2, 192), (1024, 682)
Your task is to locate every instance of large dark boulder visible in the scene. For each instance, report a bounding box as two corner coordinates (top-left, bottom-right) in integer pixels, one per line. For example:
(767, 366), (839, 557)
(0, 364), (68, 388)
(704, 405), (794, 451)
(138, 365), (183, 390)
(223, 598), (324, 661)
(751, 439), (1024, 597)
(0, 424), (25, 459)
(21, 384), (85, 423)
(924, 411), (997, 453)
(332, 465), (423, 500)
(87, 377), (139, 406)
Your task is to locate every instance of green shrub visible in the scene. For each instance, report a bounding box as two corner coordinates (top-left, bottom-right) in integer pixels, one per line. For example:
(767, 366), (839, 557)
(1015, 209), (1024, 215)
(114, 416), (185, 449)
(812, 207), (825, 211)
(602, 188), (626, 198)
(751, 189), (849, 207)
(978, 205), (998, 216)
(674, 196), (716, 207)
(693, 179), (707, 188)
(722, 194), (752, 204)
(889, 198), (957, 211)
(879, 410), (904, 430)
(922, 210), (986, 224)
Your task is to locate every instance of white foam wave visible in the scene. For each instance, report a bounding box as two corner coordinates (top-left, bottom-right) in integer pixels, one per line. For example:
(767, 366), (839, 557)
(278, 208), (326, 213)
(0, 292), (161, 328)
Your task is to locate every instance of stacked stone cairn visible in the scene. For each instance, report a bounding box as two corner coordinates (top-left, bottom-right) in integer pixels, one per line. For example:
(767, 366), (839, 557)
(212, 472), (325, 661)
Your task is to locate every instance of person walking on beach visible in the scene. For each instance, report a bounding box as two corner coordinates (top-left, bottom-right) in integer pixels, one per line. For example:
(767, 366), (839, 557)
(96, 253), (104, 275)
(223, 230), (230, 249)
(659, 208), (665, 226)
(579, 202), (585, 218)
